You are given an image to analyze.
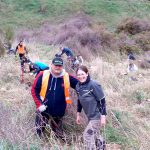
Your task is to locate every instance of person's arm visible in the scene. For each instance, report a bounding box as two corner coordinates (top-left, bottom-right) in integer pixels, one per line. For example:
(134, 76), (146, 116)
(31, 72), (43, 108)
(24, 46), (28, 54)
(76, 99), (82, 124)
(15, 45), (18, 55)
(91, 81), (107, 115)
(77, 99), (82, 113)
(99, 98), (107, 115)
(59, 48), (65, 56)
(69, 75), (78, 89)
(33, 65), (40, 74)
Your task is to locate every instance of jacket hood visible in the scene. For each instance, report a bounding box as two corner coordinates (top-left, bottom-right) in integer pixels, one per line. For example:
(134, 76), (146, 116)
(49, 68), (66, 78)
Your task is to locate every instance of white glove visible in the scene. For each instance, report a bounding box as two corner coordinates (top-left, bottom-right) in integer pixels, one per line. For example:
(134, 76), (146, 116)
(38, 105), (47, 112)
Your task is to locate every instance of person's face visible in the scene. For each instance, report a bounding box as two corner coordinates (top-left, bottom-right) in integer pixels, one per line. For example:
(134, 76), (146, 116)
(20, 42), (23, 45)
(77, 69), (88, 83)
(51, 64), (63, 75)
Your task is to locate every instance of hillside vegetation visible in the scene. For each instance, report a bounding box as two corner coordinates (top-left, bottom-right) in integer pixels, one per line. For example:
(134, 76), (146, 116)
(0, 0), (150, 150)
(0, 0), (150, 30)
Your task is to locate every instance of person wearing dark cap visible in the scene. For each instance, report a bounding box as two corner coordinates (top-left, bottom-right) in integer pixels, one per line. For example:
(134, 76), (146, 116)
(31, 57), (78, 139)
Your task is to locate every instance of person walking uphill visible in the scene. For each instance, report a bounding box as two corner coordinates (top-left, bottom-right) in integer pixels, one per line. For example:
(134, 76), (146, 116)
(15, 41), (28, 62)
(75, 65), (107, 150)
(31, 57), (78, 139)
(57, 46), (74, 60)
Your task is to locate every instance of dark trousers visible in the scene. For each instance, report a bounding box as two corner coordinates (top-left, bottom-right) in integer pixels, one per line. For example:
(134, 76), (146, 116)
(19, 54), (25, 67)
(35, 112), (64, 138)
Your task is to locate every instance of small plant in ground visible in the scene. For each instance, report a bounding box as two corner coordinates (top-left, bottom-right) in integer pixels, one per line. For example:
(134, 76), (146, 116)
(133, 90), (146, 104)
(104, 123), (129, 148)
(113, 110), (122, 122)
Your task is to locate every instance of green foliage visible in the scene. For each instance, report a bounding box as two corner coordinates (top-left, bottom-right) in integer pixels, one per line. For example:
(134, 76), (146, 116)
(0, 0), (150, 30)
(105, 123), (128, 146)
(133, 90), (146, 104)
(0, 140), (40, 150)
(114, 110), (122, 122)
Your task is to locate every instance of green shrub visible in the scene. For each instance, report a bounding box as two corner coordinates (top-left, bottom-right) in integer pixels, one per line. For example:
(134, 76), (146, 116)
(104, 124), (128, 146)
(133, 90), (145, 104)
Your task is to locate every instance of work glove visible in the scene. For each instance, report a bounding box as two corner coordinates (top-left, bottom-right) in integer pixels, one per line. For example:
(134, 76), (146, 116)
(38, 105), (47, 112)
(29, 72), (34, 76)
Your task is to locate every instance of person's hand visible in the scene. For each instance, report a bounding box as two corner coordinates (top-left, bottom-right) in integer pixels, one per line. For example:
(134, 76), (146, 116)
(76, 113), (81, 124)
(100, 115), (106, 127)
(38, 105), (47, 112)
(29, 72), (34, 76)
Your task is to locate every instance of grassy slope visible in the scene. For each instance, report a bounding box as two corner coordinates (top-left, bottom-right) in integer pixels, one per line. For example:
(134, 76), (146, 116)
(0, 0), (150, 149)
(0, 0), (150, 30)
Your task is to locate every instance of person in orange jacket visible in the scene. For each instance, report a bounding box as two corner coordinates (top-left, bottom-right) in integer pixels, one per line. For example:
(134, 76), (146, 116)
(15, 41), (28, 67)
(15, 41), (28, 59)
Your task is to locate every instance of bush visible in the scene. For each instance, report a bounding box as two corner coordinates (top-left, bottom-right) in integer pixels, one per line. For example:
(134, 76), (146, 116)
(133, 90), (146, 104)
(116, 17), (150, 35)
(4, 27), (14, 49)
(139, 60), (150, 69)
(134, 31), (150, 51)
(105, 124), (128, 146)
(0, 40), (5, 57)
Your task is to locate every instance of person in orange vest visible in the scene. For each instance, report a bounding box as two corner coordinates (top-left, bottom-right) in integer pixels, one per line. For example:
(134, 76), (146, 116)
(31, 57), (78, 139)
(15, 41), (28, 67)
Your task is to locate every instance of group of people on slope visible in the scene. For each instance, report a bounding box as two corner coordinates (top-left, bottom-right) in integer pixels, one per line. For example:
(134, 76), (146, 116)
(15, 41), (49, 75)
(15, 40), (106, 149)
(15, 41), (83, 76)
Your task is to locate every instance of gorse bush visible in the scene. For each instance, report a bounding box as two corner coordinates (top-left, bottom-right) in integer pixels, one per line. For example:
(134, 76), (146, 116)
(134, 31), (150, 51)
(116, 17), (150, 35)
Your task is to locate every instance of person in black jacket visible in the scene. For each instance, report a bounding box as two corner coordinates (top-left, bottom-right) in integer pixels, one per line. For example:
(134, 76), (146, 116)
(75, 65), (106, 150)
(31, 57), (78, 139)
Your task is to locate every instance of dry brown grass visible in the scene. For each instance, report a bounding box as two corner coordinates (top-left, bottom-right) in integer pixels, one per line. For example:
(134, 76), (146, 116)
(1, 50), (150, 149)
(88, 56), (150, 149)
(1, 25), (150, 149)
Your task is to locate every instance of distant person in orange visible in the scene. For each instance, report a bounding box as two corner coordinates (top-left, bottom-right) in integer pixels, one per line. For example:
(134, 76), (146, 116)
(15, 41), (28, 60)
(15, 41), (28, 67)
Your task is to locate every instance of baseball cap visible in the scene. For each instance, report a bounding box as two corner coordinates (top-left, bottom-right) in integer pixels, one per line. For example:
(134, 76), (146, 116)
(52, 57), (63, 66)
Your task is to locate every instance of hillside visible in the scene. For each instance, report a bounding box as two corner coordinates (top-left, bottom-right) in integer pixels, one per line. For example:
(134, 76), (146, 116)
(0, 0), (150, 30)
(0, 0), (150, 150)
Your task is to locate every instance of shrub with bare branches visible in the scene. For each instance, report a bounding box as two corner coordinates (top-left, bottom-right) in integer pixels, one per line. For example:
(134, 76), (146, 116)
(116, 17), (150, 35)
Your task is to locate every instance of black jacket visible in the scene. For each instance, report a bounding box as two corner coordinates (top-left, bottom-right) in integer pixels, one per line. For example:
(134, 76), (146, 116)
(76, 77), (106, 120)
(31, 69), (78, 117)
